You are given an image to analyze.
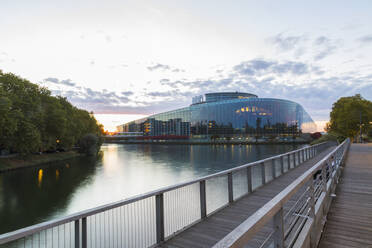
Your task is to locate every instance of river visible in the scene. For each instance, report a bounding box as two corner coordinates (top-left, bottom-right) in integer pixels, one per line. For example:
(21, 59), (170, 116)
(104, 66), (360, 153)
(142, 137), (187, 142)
(0, 143), (304, 235)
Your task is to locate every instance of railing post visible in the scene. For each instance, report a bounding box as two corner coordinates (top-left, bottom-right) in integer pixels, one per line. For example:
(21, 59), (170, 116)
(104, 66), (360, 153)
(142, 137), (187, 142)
(330, 157), (335, 174)
(309, 180), (316, 218)
(294, 152), (297, 167)
(336, 150), (340, 168)
(302, 149), (305, 162)
(280, 156), (284, 175)
(228, 172), (233, 203)
(75, 219), (80, 248)
(261, 162), (266, 185)
(156, 193), (165, 244)
(309, 179), (316, 248)
(271, 159), (276, 179)
(287, 154), (291, 169)
(302, 149), (305, 161)
(311, 146), (314, 157)
(307, 147), (310, 159)
(273, 207), (284, 248)
(82, 217), (87, 248)
(321, 162), (327, 192)
(200, 180), (207, 219)
(312, 146), (316, 157)
(337, 149), (342, 168)
(247, 166), (252, 193)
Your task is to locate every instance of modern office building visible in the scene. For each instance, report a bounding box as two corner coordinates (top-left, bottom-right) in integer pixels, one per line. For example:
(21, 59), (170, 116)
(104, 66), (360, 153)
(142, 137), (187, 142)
(117, 92), (317, 139)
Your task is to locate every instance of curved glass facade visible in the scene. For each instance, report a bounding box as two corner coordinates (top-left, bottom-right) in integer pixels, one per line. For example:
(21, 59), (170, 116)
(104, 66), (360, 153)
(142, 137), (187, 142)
(118, 92), (316, 138)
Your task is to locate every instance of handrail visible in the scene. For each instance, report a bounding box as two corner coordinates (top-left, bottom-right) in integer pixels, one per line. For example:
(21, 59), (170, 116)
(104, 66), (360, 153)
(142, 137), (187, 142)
(0, 141), (331, 246)
(213, 138), (349, 248)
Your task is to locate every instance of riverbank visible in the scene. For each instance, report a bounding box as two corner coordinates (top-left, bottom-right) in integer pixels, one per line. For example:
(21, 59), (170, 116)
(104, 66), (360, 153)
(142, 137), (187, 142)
(0, 151), (83, 173)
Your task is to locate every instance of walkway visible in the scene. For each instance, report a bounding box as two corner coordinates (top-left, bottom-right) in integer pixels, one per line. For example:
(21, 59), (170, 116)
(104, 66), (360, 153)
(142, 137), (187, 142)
(318, 143), (372, 248)
(159, 146), (336, 248)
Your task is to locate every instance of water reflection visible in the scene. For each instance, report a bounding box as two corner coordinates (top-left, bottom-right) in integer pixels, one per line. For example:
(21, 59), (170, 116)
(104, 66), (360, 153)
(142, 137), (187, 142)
(0, 143), (302, 235)
(0, 156), (98, 234)
(37, 169), (43, 188)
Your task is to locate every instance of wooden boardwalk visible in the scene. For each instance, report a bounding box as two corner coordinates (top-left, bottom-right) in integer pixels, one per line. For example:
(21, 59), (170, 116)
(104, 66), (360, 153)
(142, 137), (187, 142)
(158, 146), (336, 248)
(318, 143), (372, 248)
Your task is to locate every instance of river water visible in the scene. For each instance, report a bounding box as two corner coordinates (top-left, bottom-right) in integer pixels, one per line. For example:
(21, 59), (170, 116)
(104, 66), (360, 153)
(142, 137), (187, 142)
(0, 143), (303, 235)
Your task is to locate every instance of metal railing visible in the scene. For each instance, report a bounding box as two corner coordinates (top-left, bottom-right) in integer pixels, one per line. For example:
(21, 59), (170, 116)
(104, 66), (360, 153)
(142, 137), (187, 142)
(213, 138), (349, 248)
(0, 142), (332, 248)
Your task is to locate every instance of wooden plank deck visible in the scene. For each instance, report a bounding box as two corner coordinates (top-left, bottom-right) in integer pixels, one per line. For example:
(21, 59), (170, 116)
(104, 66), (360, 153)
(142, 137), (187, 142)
(158, 146), (336, 248)
(318, 143), (372, 248)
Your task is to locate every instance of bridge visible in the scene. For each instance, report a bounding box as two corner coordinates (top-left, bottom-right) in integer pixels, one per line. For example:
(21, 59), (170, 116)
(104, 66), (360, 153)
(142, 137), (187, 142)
(0, 139), (360, 248)
(318, 143), (372, 247)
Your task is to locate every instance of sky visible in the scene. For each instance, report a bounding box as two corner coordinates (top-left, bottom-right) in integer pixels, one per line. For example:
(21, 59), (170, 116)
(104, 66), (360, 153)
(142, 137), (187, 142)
(1, 0), (372, 131)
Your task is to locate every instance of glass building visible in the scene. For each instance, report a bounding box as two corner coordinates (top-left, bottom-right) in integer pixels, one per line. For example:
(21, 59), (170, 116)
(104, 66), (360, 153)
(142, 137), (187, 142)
(117, 92), (317, 139)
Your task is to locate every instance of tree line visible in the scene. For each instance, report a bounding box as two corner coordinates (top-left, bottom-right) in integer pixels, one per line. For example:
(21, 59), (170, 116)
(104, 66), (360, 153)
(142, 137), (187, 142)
(0, 70), (104, 155)
(318, 94), (372, 143)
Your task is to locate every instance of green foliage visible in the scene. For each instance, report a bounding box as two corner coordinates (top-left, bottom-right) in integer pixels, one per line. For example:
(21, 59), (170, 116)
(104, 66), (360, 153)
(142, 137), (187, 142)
(0, 70), (103, 155)
(79, 133), (102, 156)
(326, 94), (372, 140)
(310, 132), (342, 145)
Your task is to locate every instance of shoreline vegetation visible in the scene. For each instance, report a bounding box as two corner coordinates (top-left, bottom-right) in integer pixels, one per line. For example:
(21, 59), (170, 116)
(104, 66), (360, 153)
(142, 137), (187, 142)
(0, 70), (104, 158)
(0, 151), (82, 173)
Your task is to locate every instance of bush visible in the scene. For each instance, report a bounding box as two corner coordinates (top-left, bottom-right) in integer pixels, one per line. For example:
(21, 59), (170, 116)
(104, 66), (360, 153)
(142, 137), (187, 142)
(310, 132), (344, 145)
(79, 134), (102, 156)
(310, 132), (322, 140)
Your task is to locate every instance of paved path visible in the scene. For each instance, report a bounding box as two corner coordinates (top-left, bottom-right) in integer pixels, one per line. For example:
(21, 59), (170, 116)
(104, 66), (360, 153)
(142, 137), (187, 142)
(318, 143), (372, 248)
(158, 146), (336, 248)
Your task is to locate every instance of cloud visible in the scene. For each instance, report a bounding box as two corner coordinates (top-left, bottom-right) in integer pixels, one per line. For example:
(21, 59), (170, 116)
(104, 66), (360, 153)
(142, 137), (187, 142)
(267, 33), (309, 59)
(268, 34), (341, 61)
(157, 59), (371, 121)
(0, 52), (16, 64)
(233, 59), (316, 76)
(358, 35), (372, 44)
(147, 91), (178, 97)
(60, 79), (75, 86)
(268, 33), (306, 51)
(147, 63), (171, 71)
(147, 63), (184, 72)
(44, 77), (59, 83)
(44, 77), (76, 86)
(50, 86), (134, 113)
(42, 58), (372, 121)
(121, 91), (134, 96)
(313, 36), (338, 61)
(314, 36), (329, 45)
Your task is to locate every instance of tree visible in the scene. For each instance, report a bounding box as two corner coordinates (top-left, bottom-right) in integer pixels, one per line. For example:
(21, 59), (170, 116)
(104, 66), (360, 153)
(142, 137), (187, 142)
(0, 70), (104, 155)
(79, 133), (101, 156)
(326, 94), (372, 140)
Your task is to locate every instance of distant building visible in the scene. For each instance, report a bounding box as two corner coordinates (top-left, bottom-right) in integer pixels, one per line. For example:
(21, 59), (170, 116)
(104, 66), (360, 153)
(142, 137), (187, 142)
(117, 92), (317, 139)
